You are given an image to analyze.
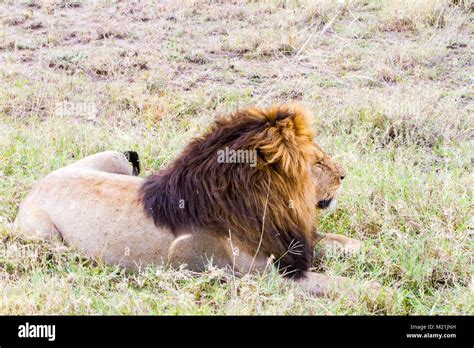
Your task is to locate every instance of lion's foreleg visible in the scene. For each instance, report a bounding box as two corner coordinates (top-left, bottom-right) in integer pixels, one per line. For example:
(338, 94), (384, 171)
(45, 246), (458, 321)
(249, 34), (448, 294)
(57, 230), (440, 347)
(295, 271), (385, 300)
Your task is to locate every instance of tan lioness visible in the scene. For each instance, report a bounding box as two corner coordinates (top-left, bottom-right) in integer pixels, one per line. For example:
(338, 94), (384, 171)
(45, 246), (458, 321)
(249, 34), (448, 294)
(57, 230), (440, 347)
(15, 104), (369, 297)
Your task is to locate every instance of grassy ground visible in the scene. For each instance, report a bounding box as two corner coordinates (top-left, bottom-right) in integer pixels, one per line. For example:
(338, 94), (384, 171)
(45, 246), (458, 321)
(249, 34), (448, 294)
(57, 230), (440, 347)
(0, 0), (472, 314)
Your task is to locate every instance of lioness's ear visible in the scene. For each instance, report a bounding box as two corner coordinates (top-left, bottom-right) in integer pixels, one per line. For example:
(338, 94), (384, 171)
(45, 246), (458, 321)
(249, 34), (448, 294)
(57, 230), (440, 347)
(255, 104), (314, 177)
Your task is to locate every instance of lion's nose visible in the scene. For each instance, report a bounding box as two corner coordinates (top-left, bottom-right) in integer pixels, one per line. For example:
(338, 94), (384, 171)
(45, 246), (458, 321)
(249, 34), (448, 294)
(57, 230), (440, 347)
(340, 175), (346, 180)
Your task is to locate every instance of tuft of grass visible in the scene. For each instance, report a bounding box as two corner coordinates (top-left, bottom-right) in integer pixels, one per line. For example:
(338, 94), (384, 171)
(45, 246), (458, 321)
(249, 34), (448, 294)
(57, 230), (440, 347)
(379, 0), (448, 31)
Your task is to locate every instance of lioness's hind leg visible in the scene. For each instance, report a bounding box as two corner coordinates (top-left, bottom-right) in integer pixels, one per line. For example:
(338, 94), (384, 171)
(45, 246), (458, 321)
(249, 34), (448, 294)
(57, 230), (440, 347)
(66, 151), (136, 176)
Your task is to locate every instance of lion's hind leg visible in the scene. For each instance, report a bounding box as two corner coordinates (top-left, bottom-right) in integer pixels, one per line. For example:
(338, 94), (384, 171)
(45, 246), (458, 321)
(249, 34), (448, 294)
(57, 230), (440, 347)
(167, 233), (233, 272)
(14, 204), (62, 241)
(66, 151), (140, 176)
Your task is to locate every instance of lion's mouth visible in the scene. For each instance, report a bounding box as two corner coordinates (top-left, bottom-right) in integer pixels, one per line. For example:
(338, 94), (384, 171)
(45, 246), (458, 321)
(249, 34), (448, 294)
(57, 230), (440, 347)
(317, 198), (333, 209)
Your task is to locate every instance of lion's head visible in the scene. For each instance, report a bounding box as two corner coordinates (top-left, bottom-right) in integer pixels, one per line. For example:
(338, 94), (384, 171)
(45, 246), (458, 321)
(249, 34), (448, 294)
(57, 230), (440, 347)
(310, 143), (346, 210)
(140, 104), (345, 278)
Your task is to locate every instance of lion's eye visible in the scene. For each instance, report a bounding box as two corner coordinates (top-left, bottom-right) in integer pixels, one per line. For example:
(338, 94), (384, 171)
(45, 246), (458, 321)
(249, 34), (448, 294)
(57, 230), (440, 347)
(312, 166), (322, 174)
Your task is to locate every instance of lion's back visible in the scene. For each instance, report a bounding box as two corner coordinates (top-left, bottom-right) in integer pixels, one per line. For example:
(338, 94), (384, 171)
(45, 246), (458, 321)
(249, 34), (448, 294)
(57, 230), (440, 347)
(14, 168), (175, 269)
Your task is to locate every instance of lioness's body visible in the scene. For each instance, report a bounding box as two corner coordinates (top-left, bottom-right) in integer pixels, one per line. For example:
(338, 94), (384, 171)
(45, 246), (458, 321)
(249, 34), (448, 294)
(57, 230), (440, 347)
(15, 151), (267, 274)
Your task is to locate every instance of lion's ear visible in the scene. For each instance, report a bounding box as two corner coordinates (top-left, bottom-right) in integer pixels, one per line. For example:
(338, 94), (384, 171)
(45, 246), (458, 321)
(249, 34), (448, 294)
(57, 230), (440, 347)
(255, 104), (314, 177)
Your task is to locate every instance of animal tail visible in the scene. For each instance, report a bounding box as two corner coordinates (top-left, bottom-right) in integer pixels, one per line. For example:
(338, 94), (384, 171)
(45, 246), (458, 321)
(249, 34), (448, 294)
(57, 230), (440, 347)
(124, 151), (141, 176)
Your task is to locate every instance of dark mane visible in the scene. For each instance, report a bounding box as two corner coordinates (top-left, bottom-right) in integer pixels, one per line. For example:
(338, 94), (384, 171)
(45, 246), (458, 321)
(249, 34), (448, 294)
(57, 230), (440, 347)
(139, 104), (317, 278)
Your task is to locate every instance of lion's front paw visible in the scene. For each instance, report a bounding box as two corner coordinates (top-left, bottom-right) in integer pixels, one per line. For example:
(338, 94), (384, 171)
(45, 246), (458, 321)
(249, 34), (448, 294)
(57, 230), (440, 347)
(339, 237), (363, 256)
(297, 272), (392, 304)
(322, 233), (363, 256)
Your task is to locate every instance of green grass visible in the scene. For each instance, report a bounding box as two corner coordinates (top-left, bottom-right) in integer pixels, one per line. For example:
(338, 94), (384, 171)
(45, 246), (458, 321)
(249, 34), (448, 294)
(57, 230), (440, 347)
(0, 0), (472, 314)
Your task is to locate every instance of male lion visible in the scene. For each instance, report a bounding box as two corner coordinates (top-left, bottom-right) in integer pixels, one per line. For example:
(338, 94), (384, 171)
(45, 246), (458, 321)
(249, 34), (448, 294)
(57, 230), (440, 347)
(15, 104), (368, 297)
